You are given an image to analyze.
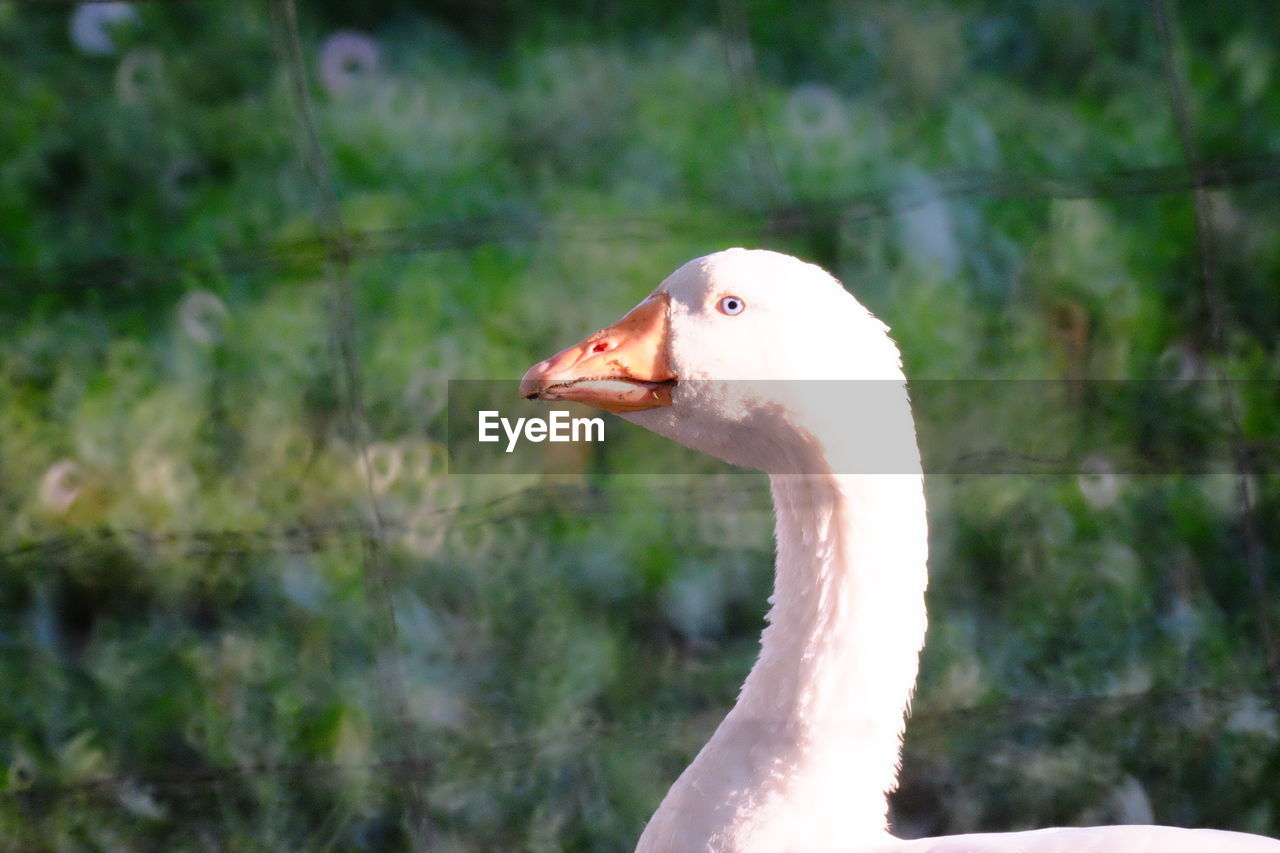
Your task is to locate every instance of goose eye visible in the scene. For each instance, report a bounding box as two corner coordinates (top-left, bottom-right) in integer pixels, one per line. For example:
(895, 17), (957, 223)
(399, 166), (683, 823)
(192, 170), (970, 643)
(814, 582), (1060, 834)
(717, 296), (745, 316)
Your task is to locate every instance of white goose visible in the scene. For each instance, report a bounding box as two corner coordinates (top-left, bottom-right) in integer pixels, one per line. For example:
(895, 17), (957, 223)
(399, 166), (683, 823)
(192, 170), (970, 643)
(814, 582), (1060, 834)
(520, 249), (1280, 853)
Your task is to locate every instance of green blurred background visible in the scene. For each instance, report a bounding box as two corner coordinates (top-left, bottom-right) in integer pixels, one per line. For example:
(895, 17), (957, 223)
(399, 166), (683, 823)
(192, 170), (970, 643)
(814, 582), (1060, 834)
(2, 0), (1279, 849)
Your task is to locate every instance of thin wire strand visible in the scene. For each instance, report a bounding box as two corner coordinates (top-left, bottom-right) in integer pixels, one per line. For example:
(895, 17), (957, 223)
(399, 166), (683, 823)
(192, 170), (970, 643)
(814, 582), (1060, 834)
(1147, 0), (1280, 710)
(715, 0), (789, 207)
(269, 0), (433, 844)
(6, 153), (1280, 299)
(2, 683), (1264, 805)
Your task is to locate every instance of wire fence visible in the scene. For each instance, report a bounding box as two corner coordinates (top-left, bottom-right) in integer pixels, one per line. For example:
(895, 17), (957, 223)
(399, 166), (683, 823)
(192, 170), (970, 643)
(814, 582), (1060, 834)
(3, 0), (1279, 846)
(268, 0), (436, 841)
(1145, 0), (1279, 702)
(4, 682), (1266, 799)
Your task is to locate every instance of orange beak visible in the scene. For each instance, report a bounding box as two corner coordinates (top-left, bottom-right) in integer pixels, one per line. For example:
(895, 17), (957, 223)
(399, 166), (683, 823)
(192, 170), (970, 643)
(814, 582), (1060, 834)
(520, 292), (676, 413)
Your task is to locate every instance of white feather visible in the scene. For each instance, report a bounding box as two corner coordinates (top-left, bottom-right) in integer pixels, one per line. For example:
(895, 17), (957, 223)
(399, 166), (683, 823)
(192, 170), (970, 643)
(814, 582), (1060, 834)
(612, 249), (1279, 853)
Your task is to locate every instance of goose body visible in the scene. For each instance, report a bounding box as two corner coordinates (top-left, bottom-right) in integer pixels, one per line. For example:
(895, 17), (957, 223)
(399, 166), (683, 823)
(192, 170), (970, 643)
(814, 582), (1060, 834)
(520, 249), (1280, 853)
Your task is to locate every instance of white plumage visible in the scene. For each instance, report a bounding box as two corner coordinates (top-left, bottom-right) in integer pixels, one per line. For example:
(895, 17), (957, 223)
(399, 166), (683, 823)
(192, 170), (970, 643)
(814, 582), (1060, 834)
(522, 248), (1280, 853)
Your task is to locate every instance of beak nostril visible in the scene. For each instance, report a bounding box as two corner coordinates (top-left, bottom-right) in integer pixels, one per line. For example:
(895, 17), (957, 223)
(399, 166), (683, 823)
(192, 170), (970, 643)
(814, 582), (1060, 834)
(592, 341), (611, 354)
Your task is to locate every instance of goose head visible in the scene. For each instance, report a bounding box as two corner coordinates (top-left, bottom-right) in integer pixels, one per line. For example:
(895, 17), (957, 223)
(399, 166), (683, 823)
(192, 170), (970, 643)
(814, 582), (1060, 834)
(521, 248), (916, 475)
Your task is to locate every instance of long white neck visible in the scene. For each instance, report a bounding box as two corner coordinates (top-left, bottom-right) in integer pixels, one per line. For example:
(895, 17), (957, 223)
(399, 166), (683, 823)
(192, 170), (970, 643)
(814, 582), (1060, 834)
(637, 466), (929, 852)
(749, 472), (929, 825)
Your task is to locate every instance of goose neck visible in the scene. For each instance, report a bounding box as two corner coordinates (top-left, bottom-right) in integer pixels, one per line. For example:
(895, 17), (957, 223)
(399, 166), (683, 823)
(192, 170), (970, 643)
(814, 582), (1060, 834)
(732, 471), (929, 822)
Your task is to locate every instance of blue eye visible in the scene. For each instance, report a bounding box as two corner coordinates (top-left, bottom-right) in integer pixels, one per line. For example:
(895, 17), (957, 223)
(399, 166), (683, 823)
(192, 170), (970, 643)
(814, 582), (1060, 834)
(717, 296), (745, 316)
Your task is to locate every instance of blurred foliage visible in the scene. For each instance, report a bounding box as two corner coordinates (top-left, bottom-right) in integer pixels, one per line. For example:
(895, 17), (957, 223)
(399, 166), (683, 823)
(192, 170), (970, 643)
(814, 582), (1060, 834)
(1, 0), (1279, 850)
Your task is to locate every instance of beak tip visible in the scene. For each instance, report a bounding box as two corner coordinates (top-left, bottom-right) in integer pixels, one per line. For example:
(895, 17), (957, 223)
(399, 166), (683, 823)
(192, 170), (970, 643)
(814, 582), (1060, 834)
(519, 362), (550, 400)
